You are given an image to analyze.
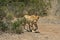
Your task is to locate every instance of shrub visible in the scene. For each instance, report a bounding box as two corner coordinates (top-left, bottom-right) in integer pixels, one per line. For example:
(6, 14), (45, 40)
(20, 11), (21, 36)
(0, 21), (8, 32)
(12, 17), (25, 34)
(6, 13), (14, 20)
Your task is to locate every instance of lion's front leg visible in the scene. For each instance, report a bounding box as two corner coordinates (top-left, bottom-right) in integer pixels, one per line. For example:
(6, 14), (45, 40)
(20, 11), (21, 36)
(33, 22), (39, 33)
(34, 23), (38, 31)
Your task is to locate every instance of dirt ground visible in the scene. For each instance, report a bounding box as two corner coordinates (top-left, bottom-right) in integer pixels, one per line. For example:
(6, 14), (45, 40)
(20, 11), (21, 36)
(0, 24), (60, 40)
(0, 17), (60, 40)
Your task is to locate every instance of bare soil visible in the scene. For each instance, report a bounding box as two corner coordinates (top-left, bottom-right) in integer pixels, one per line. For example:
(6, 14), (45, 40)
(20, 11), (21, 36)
(0, 17), (60, 40)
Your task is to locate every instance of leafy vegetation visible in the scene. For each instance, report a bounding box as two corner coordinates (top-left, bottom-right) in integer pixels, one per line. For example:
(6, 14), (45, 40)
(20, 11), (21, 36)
(0, 0), (51, 33)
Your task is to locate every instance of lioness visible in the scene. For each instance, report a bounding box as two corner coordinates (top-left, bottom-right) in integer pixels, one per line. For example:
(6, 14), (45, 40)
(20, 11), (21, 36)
(24, 15), (39, 33)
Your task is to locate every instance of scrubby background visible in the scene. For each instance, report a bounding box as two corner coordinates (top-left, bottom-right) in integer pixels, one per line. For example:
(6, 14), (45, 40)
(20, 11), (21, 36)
(0, 0), (60, 40)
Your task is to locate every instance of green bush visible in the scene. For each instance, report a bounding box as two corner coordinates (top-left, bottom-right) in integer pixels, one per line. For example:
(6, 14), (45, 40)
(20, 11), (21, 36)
(12, 17), (25, 34)
(6, 13), (14, 20)
(0, 0), (52, 33)
(0, 21), (8, 32)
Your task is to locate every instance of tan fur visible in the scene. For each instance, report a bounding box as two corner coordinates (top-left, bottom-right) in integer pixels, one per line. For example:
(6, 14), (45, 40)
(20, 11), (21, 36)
(24, 15), (39, 32)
